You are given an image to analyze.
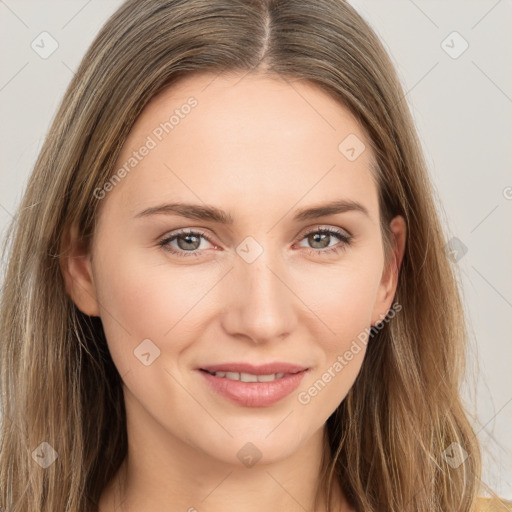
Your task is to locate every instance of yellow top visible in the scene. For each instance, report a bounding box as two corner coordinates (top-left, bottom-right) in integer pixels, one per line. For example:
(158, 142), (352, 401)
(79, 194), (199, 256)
(475, 496), (512, 511)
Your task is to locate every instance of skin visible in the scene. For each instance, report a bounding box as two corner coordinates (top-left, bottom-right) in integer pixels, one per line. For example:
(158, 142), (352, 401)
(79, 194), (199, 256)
(61, 71), (406, 512)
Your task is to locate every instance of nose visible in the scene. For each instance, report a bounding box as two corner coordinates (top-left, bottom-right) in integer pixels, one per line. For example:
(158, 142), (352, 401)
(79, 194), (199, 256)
(220, 243), (296, 345)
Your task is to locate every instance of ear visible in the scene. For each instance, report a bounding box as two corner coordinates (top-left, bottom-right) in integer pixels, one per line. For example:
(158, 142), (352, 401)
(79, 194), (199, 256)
(371, 215), (406, 326)
(59, 222), (100, 317)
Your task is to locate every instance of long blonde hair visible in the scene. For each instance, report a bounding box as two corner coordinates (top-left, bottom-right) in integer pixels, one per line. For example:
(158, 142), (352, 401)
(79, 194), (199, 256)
(1, 0), (484, 510)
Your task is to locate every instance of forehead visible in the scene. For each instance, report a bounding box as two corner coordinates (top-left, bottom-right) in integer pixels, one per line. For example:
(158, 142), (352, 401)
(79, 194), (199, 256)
(106, 71), (379, 223)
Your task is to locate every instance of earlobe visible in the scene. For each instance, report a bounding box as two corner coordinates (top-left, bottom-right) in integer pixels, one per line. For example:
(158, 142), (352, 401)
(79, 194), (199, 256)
(59, 222), (100, 317)
(371, 215), (406, 326)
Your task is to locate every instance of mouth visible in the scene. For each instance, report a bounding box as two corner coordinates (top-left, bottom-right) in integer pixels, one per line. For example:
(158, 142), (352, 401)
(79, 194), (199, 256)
(196, 362), (309, 407)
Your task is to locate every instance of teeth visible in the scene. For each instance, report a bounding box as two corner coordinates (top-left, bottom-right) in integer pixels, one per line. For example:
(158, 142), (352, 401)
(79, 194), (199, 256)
(210, 371), (287, 382)
(240, 372), (258, 382)
(257, 373), (278, 382)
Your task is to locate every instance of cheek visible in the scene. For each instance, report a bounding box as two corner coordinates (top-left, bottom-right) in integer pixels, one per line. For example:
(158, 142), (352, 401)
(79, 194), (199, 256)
(293, 257), (382, 344)
(92, 245), (221, 374)
(91, 249), (171, 373)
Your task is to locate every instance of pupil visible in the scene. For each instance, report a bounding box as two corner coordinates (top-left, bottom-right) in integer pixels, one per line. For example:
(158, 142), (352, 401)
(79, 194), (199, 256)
(310, 233), (329, 249)
(178, 234), (199, 250)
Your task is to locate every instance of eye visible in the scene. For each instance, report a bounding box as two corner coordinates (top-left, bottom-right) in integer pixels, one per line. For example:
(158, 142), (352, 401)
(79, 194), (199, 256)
(158, 229), (216, 258)
(158, 226), (353, 258)
(296, 227), (352, 256)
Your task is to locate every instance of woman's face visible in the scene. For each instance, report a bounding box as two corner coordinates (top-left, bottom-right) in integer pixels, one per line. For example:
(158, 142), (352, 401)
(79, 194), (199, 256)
(66, 71), (404, 466)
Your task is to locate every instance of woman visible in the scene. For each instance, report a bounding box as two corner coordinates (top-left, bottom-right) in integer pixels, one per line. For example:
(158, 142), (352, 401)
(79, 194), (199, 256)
(0, 0), (508, 511)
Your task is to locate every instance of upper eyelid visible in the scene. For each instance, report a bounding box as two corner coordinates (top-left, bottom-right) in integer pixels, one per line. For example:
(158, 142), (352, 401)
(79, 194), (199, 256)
(301, 225), (351, 237)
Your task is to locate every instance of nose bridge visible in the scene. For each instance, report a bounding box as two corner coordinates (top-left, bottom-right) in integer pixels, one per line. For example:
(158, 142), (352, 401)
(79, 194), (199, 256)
(222, 236), (295, 342)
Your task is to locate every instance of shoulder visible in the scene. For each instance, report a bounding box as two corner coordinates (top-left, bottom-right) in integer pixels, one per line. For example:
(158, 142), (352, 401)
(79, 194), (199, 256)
(474, 496), (512, 511)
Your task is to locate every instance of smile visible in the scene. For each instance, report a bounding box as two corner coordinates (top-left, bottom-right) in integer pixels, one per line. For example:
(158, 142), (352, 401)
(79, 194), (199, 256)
(197, 368), (308, 407)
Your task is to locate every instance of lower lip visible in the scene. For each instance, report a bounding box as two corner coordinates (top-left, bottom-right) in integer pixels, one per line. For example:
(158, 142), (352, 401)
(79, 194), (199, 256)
(197, 369), (308, 407)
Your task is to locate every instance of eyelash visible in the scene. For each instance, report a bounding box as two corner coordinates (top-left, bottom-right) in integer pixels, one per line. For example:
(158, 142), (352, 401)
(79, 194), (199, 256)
(157, 227), (352, 258)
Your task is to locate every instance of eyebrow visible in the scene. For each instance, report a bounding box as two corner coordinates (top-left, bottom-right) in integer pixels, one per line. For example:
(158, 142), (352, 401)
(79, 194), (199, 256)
(134, 199), (370, 224)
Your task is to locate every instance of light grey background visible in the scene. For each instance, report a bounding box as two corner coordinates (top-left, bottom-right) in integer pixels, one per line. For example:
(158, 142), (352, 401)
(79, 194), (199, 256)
(1, 0), (511, 500)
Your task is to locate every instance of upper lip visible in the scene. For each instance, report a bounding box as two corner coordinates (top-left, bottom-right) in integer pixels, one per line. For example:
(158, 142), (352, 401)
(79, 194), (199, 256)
(199, 362), (308, 375)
